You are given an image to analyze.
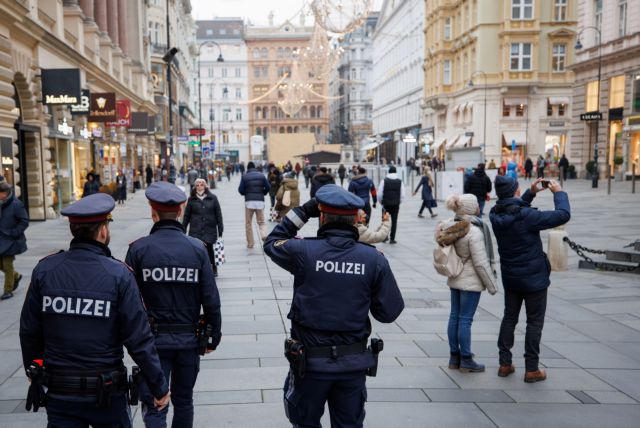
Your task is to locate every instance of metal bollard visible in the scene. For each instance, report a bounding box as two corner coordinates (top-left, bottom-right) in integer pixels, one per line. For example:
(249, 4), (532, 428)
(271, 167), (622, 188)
(607, 165), (612, 195)
(633, 164), (636, 194)
(548, 226), (569, 271)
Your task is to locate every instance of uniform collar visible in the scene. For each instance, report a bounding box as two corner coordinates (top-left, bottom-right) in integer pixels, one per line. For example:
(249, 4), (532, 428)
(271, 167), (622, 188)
(69, 238), (112, 257)
(317, 223), (360, 241)
(151, 219), (185, 234)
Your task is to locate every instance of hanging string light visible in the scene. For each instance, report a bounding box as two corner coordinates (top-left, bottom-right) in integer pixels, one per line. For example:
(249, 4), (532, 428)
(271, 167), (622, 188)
(299, 23), (344, 81)
(311, 0), (373, 35)
(278, 61), (313, 117)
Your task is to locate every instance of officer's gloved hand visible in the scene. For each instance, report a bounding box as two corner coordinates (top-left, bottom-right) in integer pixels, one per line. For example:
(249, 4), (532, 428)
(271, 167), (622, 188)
(301, 198), (320, 218)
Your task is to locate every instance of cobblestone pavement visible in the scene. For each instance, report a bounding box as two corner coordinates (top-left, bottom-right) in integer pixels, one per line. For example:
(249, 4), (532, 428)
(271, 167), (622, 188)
(0, 174), (639, 427)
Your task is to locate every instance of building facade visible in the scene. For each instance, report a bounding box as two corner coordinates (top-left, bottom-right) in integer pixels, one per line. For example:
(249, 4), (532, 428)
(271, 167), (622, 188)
(196, 19), (249, 164)
(372, 0), (424, 164)
(1, 0), (158, 219)
(245, 17), (330, 159)
(570, 0), (640, 178)
(330, 13), (378, 161)
(423, 0), (576, 168)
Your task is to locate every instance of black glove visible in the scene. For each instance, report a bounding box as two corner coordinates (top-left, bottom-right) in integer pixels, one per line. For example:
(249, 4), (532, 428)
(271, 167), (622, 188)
(301, 198), (320, 218)
(372, 203), (377, 209)
(25, 362), (46, 412)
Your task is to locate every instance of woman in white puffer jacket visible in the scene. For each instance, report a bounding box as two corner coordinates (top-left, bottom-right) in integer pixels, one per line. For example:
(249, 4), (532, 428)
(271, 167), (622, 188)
(435, 193), (497, 373)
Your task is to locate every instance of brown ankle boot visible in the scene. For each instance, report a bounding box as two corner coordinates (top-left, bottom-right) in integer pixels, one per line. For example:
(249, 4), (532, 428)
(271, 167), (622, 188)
(497, 364), (515, 377)
(524, 369), (547, 383)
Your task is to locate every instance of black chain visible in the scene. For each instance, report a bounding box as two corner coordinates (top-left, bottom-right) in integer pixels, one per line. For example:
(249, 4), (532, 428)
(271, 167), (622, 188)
(563, 237), (640, 273)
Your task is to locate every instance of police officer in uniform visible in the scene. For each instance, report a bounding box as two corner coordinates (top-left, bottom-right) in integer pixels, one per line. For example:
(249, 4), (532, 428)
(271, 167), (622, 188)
(19, 193), (170, 427)
(125, 182), (222, 428)
(264, 184), (405, 427)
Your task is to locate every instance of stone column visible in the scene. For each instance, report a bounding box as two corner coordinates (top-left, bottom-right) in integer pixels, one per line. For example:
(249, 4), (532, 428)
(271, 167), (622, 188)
(117, 0), (128, 54)
(106, 0), (119, 46)
(94, 0), (108, 33)
(79, 0), (94, 21)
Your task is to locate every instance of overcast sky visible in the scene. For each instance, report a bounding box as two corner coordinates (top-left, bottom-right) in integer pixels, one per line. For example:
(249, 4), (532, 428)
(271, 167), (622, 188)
(191, 0), (383, 26)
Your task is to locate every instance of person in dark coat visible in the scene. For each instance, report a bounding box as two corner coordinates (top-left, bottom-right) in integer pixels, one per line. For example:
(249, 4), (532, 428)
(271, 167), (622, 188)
(413, 170), (437, 218)
(524, 158), (533, 180)
(267, 166), (282, 208)
(238, 162), (271, 248)
(463, 163), (492, 216)
(337, 164), (347, 186)
(378, 166), (405, 244)
(146, 164), (154, 187)
(82, 173), (100, 198)
(0, 181), (28, 300)
(310, 166), (335, 197)
(558, 155), (569, 181)
(489, 176), (570, 383)
(348, 167), (377, 225)
(183, 179), (224, 277)
(115, 170), (126, 205)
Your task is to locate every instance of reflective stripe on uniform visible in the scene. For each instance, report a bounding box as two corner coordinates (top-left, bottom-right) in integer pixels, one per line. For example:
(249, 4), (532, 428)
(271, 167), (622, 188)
(286, 210), (305, 229)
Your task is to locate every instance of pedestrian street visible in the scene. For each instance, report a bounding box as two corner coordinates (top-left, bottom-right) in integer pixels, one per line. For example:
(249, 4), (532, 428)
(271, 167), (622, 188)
(1, 174), (640, 427)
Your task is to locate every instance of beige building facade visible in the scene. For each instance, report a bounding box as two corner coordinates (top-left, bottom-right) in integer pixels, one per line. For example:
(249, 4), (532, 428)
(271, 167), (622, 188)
(423, 0), (576, 168)
(245, 19), (330, 160)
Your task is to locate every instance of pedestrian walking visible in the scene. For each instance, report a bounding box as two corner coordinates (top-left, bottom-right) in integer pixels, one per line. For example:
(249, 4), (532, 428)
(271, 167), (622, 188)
(524, 157), (533, 180)
(463, 163), (492, 216)
(348, 167), (377, 225)
(238, 161), (270, 249)
(268, 165), (282, 208)
(115, 170), (127, 205)
(378, 165), (405, 244)
(274, 172), (300, 220)
(146, 164), (153, 187)
(338, 163), (346, 186)
(310, 166), (335, 198)
(187, 167), (198, 191)
(263, 184), (404, 428)
(357, 210), (390, 244)
(0, 181), (28, 300)
(126, 182), (222, 427)
(302, 164), (312, 189)
(436, 194), (497, 373)
(183, 179), (224, 277)
(536, 155), (546, 179)
(558, 154), (569, 181)
(490, 176), (570, 383)
(294, 162), (302, 179)
(225, 163), (232, 181)
(20, 193), (170, 426)
(82, 172), (100, 197)
(414, 169), (438, 218)
(507, 160), (518, 180)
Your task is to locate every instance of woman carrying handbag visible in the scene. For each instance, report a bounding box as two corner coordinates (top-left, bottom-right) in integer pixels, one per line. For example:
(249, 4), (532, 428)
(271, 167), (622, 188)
(183, 178), (224, 277)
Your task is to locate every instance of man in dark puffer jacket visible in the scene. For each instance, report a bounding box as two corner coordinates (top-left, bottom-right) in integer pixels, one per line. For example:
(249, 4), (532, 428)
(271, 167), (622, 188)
(348, 167), (377, 224)
(310, 167), (335, 198)
(464, 163), (492, 216)
(238, 162), (270, 248)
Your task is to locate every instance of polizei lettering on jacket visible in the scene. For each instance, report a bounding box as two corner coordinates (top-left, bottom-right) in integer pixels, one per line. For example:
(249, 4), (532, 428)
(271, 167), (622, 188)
(42, 296), (112, 318)
(315, 260), (365, 275)
(141, 267), (200, 283)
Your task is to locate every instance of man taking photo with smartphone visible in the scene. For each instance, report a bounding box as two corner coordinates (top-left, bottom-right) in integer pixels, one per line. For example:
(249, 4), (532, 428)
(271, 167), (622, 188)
(489, 176), (570, 383)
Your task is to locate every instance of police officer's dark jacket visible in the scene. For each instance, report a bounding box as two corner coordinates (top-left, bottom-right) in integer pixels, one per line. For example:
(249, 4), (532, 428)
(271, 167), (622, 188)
(126, 220), (222, 350)
(19, 238), (169, 399)
(238, 168), (270, 202)
(264, 207), (404, 373)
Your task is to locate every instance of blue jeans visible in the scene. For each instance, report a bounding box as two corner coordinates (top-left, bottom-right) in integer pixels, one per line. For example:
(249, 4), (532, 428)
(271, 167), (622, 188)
(448, 289), (481, 357)
(478, 198), (486, 217)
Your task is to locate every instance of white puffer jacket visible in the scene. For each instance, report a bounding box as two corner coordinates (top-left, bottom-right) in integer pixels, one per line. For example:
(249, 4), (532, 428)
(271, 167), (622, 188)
(436, 217), (497, 294)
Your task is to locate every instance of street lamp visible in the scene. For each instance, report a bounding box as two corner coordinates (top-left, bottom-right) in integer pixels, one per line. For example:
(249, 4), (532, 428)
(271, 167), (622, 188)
(575, 26), (602, 188)
(162, 47), (178, 178)
(198, 41), (224, 161)
(468, 70), (487, 161)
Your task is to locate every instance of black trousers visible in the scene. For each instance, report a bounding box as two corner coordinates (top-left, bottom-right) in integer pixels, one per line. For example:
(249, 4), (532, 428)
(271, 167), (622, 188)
(363, 202), (372, 225)
(46, 394), (132, 427)
(418, 201), (434, 215)
(383, 205), (399, 241)
(498, 288), (547, 372)
(204, 242), (218, 274)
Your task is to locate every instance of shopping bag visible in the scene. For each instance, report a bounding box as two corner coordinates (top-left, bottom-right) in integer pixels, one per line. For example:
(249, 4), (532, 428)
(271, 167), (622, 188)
(214, 239), (226, 266)
(269, 208), (278, 222)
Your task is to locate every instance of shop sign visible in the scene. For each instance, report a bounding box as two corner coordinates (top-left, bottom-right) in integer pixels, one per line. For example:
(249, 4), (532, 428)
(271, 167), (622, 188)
(189, 128), (206, 137)
(580, 112), (602, 121)
(154, 131), (167, 141)
(91, 125), (103, 138)
(106, 100), (132, 127)
(41, 69), (81, 105)
(549, 121), (565, 127)
(128, 112), (149, 135)
(70, 90), (91, 115)
(79, 125), (91, 139)
(464, 131), (474, 137)
(88, 92), (116, 122)
(147, 115), (156, 134)
(57, 118), (73, 136)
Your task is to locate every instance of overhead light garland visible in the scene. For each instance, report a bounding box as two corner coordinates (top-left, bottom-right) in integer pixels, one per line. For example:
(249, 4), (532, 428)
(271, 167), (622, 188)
(278, 61), (313, 117)
(299, 23), (344, 81)
(311, 0), (373, 35)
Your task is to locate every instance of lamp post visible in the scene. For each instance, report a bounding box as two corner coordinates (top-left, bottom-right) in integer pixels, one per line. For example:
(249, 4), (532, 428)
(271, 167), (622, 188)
(575, 26), (602, 188)
(198, 40), (224, 162)
(468, 70), (487, 161)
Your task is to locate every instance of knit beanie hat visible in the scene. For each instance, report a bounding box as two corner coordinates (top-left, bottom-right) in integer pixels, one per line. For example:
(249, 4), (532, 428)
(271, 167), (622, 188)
(445, 194), (478, 216)
(0, 181), (11, 192)
(495, 175), (519, 199)
(388, 165), (397, 173)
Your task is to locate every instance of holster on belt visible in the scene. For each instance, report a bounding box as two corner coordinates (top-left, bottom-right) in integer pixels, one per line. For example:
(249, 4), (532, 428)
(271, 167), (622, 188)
(284, 338), (306, 379)
(128, 366), (141, 406)
(25, 359), (46, 412)
(45, 366), (128, 407)
(197, 315), (214, 356)
(366, 338), (384, 377)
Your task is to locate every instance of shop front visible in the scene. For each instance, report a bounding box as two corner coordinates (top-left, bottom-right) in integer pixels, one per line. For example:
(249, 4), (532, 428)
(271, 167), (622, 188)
(501, 130), (526, 165)
(607, 107), (624, 176)
(624, 115), (640, 177)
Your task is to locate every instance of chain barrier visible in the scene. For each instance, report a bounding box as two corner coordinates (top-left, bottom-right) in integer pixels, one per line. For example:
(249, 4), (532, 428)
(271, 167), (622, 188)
(563, 237), (640, 273)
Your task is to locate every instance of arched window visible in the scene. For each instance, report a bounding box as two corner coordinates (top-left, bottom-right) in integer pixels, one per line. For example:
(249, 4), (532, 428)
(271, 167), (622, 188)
(285, 47), (292, 57)
(260, 48), (268, 58)
(255, 107), (261, 118)
(294, 126), (299, 133)
(310, 106), (316, 118)
(279, 126), (285, 133)
(310, 126), (316, 133)
(271, 106), (278, 118)
(301, 106), (308, 118)
(256, 127), (262, 135)
(317, 106), (323, 118)
(287, 126), (293, 133)
(277, 47), (284, 58)
(316, 126), (322, 134)
(262, 127), (268, 139)
(262, 107), (268, 119)
(252, 48), (260, 59)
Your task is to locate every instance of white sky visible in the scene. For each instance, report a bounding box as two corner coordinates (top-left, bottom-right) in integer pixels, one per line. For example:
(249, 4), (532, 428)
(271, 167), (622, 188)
(190, 0), (383, 26)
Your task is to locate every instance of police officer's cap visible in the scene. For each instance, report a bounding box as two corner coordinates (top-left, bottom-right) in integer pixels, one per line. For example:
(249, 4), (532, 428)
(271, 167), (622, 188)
(315, 184), (364, 215)
(61, 193), (115, 224)
(145, 182), (187, 212)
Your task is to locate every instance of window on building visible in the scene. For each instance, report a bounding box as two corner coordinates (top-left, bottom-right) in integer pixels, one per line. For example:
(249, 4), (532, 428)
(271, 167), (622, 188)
(619, 0), (627, 37)
(252, 48), (260, 59)
(586, 80), (600, 112)
(222, 87), (228, 99)
(237, 133), (243, 143)
(444, 17), (451, 40)
(554, 0), (567, 21)
(223, 109), (231, 121)
(222, 131), (229, 144)
(310, 126), (316, 134)
(547, 99), (553, 116)
(609, 75), (625, 108)
(253, 67), (260, 78)
(552, 44), (566, 72)
(512, 0), (533, 20)
(209, 108), (215, 121)
(634, 75), (640, 113)
(208, 68), (214, 77)
(221, 68), (228, 78)
(510, 43), (532, 71)
(260, 48), (268, 58)
(502, 102), (510, 117)
(235, 88), (242, 99)
(594, 0), (603, 39)
(235, 67), (241, 77)
(516, 104), (525, 117)
(277, 47), (284, 58)
(310, 106), (316, 118)
(443, 60), (452, 85)
(558, 103), (566, 116)
(236, 108), (242, 120)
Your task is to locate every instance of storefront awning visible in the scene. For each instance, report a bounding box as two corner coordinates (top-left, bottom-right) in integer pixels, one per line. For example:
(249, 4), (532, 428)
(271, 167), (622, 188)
(504, 97), (528, 106)
(502, 131), (527, 146)
(464, 101), (474, 110)
(432, 135), (449, 151)
(455, 134), (471, 148)
(548, 96), (569, 105)
(446, 134), (460, 149)
(359, 140), (381, 151)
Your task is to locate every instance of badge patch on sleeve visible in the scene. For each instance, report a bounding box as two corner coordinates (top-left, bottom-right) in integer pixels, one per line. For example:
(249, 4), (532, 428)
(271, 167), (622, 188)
(274, 240), (288, 247)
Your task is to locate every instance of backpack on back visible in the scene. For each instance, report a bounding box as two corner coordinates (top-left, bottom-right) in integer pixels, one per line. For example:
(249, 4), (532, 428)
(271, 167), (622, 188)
(433, 244), (465, 278)
(282, 190), (291, 207)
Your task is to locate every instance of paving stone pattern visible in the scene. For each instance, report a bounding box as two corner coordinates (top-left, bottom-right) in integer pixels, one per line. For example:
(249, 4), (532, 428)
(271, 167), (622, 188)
(0, 175), (639, 427)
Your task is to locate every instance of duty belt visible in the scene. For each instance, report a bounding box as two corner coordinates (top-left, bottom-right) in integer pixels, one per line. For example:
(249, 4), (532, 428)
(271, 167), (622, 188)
(154, 323), (197, 334)
(45, 366), (127, 396)
(305, 340), (368, 359)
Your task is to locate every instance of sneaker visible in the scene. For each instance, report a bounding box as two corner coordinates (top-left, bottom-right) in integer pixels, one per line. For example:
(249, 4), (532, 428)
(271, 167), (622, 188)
(448, 353), (461, 370)
(524, 369), (547, 383)
(459, 356), (485, 373)
(417, 214), (425, 218)
(389, 240), (397, 244)
(1, 292), (13, 300)
(13, 274), (23, 292)
(431, 213), (438, 218)
(498, 364), (516, 377)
